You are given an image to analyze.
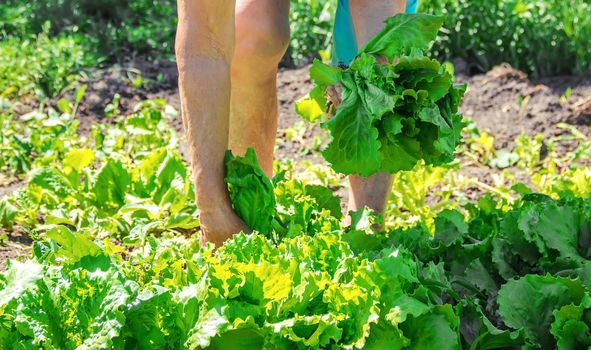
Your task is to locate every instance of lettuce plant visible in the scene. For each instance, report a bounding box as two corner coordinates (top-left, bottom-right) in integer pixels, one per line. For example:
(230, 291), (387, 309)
(298, 14), (466, 176)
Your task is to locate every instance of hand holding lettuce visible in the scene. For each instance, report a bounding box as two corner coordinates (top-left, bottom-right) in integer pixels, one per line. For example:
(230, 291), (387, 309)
(297, 14), (467, 177)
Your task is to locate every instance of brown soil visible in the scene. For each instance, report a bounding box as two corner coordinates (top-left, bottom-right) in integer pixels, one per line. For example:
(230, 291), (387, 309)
(40, 58), (591, 166)
(456, 64), (591, 194)
(0, 178), (24, 199)
(2, 58), (591, 266)
(0, 228), (32, 270)
(461, 64), (591, 150)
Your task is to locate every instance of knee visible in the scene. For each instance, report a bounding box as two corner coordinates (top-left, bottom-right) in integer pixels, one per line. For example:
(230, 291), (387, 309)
(234, 9), (290, 70)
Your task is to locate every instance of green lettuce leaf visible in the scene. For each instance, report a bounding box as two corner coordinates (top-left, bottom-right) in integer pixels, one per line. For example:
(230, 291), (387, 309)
(0, 198), (17, 229)
(458, 299), (525, 350)
(225, 148), (276, 235)
(94, 159), (131, 209)
(322, 73), (383, 176)
(362, 14), (445, 60)
(45, 226), (102, 264)
(497, 274), (587, 348)
(550, 293), (591, 349)
(310, 59), (343, 86)
(399, 305), (460, 350)
(0, 260), (44, 307)
(29, 167), (73, 198)
(299, 14), (465, 176)
(304, 184), (343, 219)
(6, 264), (131, 349)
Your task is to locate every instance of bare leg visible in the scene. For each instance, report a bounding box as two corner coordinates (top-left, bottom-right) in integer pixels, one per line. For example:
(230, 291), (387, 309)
(347, 0), (406, 219)
(229, 0), (290, 177)
(350, 1), (406, 46)
(176, 0), (250, 247)
(348, 173), (394, 213)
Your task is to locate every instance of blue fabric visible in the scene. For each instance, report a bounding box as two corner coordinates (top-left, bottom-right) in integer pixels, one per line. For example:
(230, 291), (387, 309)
(333, 0), (358, 66)
(333, 0), (419, 65)
(406, 0), (419, 14)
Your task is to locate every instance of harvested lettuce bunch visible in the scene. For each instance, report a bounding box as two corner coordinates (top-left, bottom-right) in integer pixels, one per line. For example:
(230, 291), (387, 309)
(224, 147), (276, 235)
(225, 148), (342, 238)
(297, 14), (466, 177)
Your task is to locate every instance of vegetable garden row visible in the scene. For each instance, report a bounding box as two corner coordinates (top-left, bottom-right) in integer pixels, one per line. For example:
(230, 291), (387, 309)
(0, 13), (590, 350)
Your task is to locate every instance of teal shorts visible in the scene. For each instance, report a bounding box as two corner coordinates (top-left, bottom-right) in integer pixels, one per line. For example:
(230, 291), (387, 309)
(333, 0), (419, 65)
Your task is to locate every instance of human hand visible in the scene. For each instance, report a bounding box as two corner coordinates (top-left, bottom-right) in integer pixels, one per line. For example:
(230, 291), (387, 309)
(199, 203), (250, 248)
(326, 85), (342, 111)
(325, 56), (392, 113)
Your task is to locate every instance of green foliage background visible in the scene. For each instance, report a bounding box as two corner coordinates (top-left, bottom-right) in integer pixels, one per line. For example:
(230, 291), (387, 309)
(420, 0), (591, 76)
(1, 0), (177, 60)
(0, 0), (336, 65)
(2, 0), (590, 99)
(0, 0), (337, 97)
(289, 0), (337, 65)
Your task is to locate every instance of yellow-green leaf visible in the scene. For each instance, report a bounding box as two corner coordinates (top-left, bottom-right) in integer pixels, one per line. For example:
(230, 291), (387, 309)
(63, 148), (95, 173)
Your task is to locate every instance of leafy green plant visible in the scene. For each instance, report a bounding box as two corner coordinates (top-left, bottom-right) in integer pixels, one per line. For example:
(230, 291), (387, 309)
(225, 148), (342, 239)
(0, 91), (84, 176)
(225, 148), (277, 235)
(420, 0), (591, 76)
(3, 0), (177, 60)
(0, 31), (94, 98)
(298, 14), (466, 176)
(0, 3), (28, 38)
(386, 162), (459, 231)
(289, 0), (336, 65)
(388, 194), (591, 348)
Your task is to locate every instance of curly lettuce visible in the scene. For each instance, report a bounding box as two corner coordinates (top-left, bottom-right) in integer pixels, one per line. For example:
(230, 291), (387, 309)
(298, 14), (466, 176)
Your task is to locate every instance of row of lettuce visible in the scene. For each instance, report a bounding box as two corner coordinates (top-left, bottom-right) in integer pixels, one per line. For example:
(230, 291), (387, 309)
(0, 94), (590, 348)
(1, 179), (590, 348)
